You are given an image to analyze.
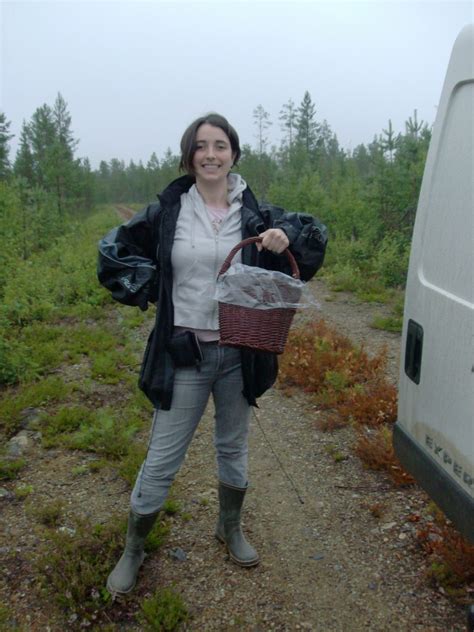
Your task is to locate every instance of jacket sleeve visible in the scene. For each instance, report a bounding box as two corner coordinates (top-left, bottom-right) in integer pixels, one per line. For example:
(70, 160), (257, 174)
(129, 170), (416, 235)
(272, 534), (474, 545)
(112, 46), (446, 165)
(97, 204), (160, 311)
(259, 204), (328, 282)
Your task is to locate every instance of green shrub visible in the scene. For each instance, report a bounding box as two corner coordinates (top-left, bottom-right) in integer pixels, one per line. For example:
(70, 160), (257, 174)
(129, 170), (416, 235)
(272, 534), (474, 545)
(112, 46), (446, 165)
(0, 335), (40, 385)
(373, 234), (410, 288)
(139, 587), (188, 631)
(64, 409), (138, 458)
(14, 483), (34, 499)
(35, 517), (123, 623)
(90, 352), (121, 383)
(325, 263), (361, 292)
(371, 315), (403, 333)
(118, 442), (147, 485)
(28, 499), (64, 526)
(41, 405), (93, 446)
(0, 207), (117, 338)
(0, 376), (70, 438)
(0, 457), (26, 480)
(64, 325), (118, 361)
(145, 519), (171, 553)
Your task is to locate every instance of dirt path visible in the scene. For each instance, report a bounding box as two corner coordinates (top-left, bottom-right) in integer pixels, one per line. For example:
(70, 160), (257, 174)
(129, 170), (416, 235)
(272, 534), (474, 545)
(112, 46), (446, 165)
(1, 253), (467, 629)
(146, 277), (464, 630)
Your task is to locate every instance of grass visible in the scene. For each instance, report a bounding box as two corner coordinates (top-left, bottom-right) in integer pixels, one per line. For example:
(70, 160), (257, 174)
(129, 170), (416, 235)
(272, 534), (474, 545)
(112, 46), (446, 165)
(41, 405), (92, 442)
(0, 205), (190, 629)
(0, 602), (20, 631)
(0, 376), (71, 439)
(323, 443), (348, 463)
(371, 315), (403, 333)
(0, 208), (118, 385)
(28, 499), (64, 526)
(13, 483), (34, 500)
(139, 587), (189, 631)
(118, 443), (147, 485)
(33, 512), (175, 627)
(35, 516), (124, 623)
(90, 347), (137, 384)
(371, 294), (404, 333)
(0, 457), (26, 481)
(62, 409), (139, 458)
(162, 498), (181, 516)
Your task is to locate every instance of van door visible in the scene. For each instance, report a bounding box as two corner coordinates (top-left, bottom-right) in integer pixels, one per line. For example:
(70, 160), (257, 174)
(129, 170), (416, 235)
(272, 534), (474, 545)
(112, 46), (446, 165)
(393, 24), (474, 543)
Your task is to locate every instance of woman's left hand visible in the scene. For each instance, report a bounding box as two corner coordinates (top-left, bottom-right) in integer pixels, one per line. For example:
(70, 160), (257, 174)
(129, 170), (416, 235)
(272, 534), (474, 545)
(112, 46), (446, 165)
(256, 228), (289, 254)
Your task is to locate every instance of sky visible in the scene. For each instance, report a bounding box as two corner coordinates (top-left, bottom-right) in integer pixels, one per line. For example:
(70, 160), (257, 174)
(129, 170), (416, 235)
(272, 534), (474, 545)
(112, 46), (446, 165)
(1, 0), (472, 168)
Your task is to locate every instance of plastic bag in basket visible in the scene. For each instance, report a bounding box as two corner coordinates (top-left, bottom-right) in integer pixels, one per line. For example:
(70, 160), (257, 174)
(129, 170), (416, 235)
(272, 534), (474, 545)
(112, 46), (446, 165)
(214, 263), (318, 310)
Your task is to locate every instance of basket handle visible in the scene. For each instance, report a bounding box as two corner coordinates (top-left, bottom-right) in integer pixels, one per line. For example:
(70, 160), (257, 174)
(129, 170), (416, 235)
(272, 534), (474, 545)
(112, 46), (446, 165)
(218, 236), (300, 279)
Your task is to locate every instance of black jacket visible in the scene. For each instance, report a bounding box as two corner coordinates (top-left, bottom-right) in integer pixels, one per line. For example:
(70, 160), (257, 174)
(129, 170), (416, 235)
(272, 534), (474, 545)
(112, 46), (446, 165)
(97, 175), (327, 409)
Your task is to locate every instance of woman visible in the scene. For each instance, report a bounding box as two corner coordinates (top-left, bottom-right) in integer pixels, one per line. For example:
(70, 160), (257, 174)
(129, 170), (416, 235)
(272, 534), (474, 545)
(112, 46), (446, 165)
(98, 113), (327, 595)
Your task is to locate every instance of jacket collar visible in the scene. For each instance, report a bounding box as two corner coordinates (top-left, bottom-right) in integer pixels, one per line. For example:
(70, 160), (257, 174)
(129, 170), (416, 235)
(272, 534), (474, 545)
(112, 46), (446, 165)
(157, 173), (260, 212)
(157, 174), (195, 208)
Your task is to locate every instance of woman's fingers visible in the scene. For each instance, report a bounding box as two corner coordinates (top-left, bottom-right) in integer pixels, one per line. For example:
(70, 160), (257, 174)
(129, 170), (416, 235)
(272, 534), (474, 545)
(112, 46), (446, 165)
(257, 228), (289, 254)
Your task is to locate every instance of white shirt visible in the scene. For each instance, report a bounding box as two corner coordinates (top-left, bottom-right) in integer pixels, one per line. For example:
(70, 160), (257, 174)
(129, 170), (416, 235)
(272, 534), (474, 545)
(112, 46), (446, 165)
(171, 174), (247, 339)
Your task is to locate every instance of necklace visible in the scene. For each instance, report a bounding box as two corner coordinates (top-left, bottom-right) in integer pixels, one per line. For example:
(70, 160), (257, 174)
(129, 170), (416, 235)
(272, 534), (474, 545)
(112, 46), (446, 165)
(206, 205), (229, 234)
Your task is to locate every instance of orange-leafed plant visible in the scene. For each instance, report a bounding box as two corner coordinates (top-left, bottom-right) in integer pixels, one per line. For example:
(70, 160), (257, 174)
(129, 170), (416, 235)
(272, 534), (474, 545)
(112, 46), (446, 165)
(280, 320), (396, 426)
(416, 506), (474, 602)
(280, 320), (411, 484)
(353, 425), (414, 486)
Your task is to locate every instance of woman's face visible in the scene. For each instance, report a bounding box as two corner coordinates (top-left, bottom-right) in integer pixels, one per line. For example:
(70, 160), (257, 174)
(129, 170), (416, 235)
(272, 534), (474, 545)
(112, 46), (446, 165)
(192, 124), (235, 185)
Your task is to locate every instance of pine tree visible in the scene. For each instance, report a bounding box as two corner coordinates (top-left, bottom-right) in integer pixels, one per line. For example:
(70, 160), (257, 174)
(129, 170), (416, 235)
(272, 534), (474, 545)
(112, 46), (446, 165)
(405, 109), (424, 138)
(279, 99), (297, 149)
(29, 104), (56, 187)
(380, 119), (399, 162)
(296, 91), (319, 154)
(14, 122), (35, 183)
(53, 92), (78, 158)
(147, 152), (160, 171)
(49, 93), (79, 213)
(0, 112), (14, 179)
(253, 104), (272, 155)
(22, 94), (79, 213)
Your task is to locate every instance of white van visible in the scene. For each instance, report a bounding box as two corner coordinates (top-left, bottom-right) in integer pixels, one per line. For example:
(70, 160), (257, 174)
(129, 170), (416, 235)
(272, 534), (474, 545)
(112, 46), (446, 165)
(393, 24), (473, 544)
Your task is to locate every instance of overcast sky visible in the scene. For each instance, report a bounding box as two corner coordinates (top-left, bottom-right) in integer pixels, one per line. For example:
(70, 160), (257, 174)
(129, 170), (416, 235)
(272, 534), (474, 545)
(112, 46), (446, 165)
(1, 0), (472, 168)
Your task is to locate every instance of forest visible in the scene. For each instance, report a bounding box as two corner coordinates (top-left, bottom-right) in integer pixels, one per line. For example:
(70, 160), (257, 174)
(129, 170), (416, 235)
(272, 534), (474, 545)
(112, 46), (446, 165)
(0, 91), (430, 385)
(0, 90), (429, 378)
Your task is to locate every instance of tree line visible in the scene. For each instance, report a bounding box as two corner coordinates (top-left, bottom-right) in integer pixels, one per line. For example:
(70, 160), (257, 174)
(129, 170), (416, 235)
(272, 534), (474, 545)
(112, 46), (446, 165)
(0, 90), (431, 292)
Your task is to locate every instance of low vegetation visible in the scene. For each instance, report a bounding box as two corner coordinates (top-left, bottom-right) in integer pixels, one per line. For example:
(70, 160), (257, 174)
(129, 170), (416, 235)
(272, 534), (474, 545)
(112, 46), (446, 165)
(0, 204), (170, 629)
(139, 587), (189, 631)
(279, 319), (399, 436)
(416, 503), (474, 603)
(280, 320), (473, 600)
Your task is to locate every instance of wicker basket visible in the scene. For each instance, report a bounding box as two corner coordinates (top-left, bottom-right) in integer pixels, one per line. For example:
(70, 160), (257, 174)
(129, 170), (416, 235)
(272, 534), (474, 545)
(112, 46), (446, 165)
(217, 236), (300, 354)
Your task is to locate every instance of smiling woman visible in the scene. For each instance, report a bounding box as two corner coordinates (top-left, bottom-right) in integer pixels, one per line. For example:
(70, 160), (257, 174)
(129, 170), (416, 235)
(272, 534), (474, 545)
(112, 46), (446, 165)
(97, 111), (328, 596)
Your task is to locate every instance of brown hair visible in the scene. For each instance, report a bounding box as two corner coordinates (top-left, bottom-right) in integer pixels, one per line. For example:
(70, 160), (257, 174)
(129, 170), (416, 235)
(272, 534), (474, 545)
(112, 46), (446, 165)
(179, 113), (241, 174)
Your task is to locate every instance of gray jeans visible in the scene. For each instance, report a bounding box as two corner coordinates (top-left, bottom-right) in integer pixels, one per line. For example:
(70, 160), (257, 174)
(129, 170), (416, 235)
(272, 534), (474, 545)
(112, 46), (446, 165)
(131, 343), (251, 515)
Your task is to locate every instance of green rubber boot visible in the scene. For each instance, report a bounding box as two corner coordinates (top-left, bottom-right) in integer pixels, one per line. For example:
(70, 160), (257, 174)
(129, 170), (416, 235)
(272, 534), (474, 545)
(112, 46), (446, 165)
(215, 481), (259, 567)
(106, 510), (158, 595)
